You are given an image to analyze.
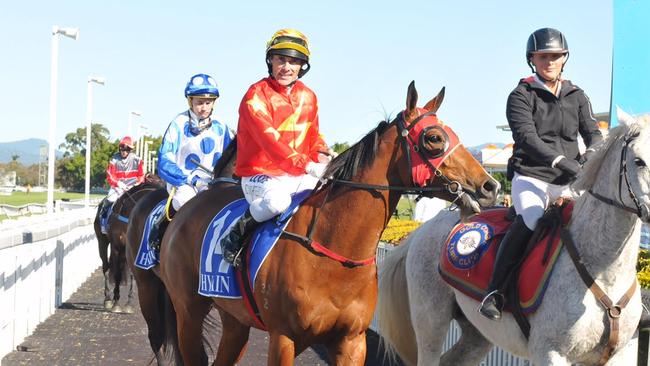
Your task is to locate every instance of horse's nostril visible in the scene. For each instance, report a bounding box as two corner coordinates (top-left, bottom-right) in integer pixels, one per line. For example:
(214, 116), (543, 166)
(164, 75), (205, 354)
(483, 179), (498, 193)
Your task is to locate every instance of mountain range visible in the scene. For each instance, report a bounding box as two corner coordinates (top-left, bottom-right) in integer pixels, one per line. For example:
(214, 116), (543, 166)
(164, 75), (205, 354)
(0, 138), (63, 165)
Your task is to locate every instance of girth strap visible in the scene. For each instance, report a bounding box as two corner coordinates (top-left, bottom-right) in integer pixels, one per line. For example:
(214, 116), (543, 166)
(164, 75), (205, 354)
(560, 227), (637, 365)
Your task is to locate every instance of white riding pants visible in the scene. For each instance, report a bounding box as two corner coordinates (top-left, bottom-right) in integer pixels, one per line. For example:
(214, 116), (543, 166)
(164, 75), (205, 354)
(106, 187), (122, 203)
(511, 172), (576, 230)
(167, 183), (208, 211)
(241, 174), (320, 222)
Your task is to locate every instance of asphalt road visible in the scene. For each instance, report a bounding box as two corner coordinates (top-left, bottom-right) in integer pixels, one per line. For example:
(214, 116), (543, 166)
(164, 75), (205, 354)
(2, 268), (402, 365)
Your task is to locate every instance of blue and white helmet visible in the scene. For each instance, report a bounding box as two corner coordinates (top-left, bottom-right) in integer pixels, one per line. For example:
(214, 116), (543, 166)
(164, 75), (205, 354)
(184, 73), (219, 99)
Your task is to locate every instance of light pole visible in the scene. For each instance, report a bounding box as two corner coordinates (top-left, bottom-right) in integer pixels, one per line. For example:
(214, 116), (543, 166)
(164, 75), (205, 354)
(127, 110), (142, 138)
(137, 124), (149, 159)
(85, 76), (105, 209)
(147, 150), (157, 173)
(143, 141), (153, 173)
(47, 25), (79, 214)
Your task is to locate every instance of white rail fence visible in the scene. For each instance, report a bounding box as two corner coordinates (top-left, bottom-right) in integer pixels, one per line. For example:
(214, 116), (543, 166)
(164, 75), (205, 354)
(0, 209), (100, 360)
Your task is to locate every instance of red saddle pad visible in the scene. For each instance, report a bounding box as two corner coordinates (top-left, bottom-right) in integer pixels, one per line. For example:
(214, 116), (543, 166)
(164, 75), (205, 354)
(438, 204), (573, 314)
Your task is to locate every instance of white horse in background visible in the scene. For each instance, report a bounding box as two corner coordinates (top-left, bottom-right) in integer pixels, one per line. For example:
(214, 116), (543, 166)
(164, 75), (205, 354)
(377, 109), (650, 366)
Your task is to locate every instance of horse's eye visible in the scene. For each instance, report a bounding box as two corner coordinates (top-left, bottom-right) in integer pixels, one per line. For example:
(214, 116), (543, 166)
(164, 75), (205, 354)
(635, 158), (647, 168)
(427, 135), (442, 144)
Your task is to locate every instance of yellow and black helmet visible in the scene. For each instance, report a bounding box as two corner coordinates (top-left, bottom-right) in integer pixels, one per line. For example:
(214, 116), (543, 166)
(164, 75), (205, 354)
(265, 29), (311, 78)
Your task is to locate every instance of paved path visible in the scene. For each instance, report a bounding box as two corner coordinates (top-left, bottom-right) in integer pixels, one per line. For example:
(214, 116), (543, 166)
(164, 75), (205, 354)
(2, 268), (402, 365)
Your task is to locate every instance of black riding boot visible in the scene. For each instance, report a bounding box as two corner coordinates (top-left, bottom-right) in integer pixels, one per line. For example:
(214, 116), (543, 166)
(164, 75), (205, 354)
(478, 215), (533, 320)
(220, 209), (260, 268)
(99, 199), (111, 220)
(149, 208), (174, 251)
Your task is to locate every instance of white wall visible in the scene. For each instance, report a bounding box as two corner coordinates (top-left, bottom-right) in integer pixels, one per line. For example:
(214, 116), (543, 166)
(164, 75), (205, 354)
(0, 210), (99, 359)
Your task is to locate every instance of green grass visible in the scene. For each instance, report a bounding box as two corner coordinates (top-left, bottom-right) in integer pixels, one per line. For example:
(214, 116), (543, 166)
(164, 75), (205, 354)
(0, 191), (104, 206)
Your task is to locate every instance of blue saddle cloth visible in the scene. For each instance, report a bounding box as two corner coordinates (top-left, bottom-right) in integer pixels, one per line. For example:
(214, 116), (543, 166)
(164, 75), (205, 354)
(134, 200), (167, 270)
(100, 203), (114, 234)
(198, 190), (312, 298)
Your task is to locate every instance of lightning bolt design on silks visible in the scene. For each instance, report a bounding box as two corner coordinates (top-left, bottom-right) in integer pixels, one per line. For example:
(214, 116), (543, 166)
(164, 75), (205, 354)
(276, 93), (311, 149)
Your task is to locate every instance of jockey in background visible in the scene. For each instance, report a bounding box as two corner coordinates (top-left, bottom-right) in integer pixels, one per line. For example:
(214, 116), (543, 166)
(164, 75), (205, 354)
(148, 73), (232, 248)
(99, 136), (144, 233)
(220, 28), (333, 267)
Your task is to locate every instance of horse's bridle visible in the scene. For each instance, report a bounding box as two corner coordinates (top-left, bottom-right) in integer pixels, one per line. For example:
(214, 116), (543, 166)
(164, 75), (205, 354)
(330, 111), (471, 203)
(588, 135), (649, 220)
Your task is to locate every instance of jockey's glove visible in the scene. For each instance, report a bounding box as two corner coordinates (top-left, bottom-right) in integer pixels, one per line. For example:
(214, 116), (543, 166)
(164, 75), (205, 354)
(579, 149), (595, 165)
(189, 174), (211, 188)
(556, 157), (581, 179)
(306, 162), (328, 180)
(117, 181), (128, 190)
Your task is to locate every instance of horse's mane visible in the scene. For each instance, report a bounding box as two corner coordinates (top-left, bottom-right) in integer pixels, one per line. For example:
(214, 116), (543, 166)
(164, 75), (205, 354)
(213, 136), (237, 178)
(322, 120), (392, 181)
(573, 114), (649, 192)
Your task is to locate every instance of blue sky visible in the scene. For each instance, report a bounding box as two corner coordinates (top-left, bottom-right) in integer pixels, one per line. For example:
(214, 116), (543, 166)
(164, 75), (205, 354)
(0, 1), (611, 149)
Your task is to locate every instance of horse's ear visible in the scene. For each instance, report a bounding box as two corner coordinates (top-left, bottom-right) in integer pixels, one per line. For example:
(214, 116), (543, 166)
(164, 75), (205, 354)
(405, 81), (418, 121)
(616, 106), (635, 127)
(423, 87), (446, 114)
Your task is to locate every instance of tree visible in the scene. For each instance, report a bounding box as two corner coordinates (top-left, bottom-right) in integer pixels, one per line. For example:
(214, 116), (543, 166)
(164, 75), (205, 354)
(491, 171), (511, 195)
(331, 142), (350, 154)
(56, 123), (117, 190)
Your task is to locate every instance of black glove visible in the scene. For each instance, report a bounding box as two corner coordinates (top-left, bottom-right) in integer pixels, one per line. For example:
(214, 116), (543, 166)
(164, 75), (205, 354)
(556, 157), (581, 179)
(579, 150), (595, 165)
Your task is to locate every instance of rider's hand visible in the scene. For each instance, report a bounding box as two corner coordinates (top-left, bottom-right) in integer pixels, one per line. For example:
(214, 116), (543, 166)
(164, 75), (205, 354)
(189, 174), (210, 188)
(306, 162), (327, 179)
(579, 149), (595, 165)
(117, 181), (128, 190)
(318, 152), (332, 164)
(556, 157), (581, 179)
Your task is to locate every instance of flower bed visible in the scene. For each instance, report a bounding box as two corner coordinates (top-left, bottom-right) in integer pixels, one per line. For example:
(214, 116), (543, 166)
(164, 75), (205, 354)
(380, 218), (421, 245)
(638, 249), (650, 288)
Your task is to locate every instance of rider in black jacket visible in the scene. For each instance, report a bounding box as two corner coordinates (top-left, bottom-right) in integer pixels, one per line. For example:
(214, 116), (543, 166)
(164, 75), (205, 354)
(478, 28), (603, 320)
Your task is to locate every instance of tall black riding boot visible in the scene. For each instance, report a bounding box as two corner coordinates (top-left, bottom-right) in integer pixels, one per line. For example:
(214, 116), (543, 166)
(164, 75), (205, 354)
(220, 209), (260, 268)
(149, 208), (174, 251)
(478, 215), (533, 320)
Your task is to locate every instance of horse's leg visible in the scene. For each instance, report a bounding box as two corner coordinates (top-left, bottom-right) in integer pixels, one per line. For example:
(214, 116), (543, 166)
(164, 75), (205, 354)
(110, 245), (124, 313)
(212, 310), (250, 366)
(268, 333), (296, 366)
(175, 296), (212, 366)
(325, 333), (367, 366)
(439, 312), (492, 366)
(122, 268), (135, 314)
(97, 233), (113, 309)
(134, 268), (167, 364)
(531, 351), (571, 366)
(605, 331), (638, 365)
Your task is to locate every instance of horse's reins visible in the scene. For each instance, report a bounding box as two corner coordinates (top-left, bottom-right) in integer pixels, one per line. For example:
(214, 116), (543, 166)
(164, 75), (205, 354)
(588, 135), (648, 219)
(283, 112), (471, 268)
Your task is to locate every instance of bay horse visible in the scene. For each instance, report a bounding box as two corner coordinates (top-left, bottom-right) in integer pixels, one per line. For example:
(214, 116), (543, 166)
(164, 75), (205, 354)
(376, 108), (650, 365)
(93, 174), (164, 312)
(158, 81), (499, 365)
(125, 140), (237, 364)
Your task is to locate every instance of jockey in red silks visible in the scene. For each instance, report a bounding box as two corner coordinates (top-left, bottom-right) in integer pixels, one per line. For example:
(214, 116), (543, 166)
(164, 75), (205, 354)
(220, 28), (334, 267)
(99, 136), (145, 232)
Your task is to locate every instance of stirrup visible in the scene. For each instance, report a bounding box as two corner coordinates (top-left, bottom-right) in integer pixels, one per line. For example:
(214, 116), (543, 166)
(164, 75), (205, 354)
(477, 290), (504, 320)
(225, 247), (244, 268)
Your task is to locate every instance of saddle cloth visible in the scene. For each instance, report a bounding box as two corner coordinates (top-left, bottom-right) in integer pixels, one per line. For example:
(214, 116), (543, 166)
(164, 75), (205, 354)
(438, 204), (572, 314)
(100, 203), (114, 234)
(134, 200), (166, 270)
(198, 189), (312, 298)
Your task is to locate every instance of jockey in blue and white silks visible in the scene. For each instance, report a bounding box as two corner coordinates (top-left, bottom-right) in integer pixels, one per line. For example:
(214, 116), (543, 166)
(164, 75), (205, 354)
(149, 73), (233, 250)
(158, 109), (232, 210)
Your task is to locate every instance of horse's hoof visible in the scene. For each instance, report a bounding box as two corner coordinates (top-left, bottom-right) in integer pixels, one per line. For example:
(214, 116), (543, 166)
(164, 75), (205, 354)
(104, 300), (114, 310)
(111, 305), (122, 313)
(123, 305), (134, 314)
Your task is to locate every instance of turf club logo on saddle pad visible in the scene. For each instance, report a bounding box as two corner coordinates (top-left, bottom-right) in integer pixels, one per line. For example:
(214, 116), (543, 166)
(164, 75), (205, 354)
(446, 222), (493, 269)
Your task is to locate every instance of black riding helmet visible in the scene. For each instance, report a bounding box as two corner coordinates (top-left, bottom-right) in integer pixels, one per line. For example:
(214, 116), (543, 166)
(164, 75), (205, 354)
(526, 28), (569, 75)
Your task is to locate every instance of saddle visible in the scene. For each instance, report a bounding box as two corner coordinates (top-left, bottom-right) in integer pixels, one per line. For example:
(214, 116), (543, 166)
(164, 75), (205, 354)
(439, 201), (574, 332)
